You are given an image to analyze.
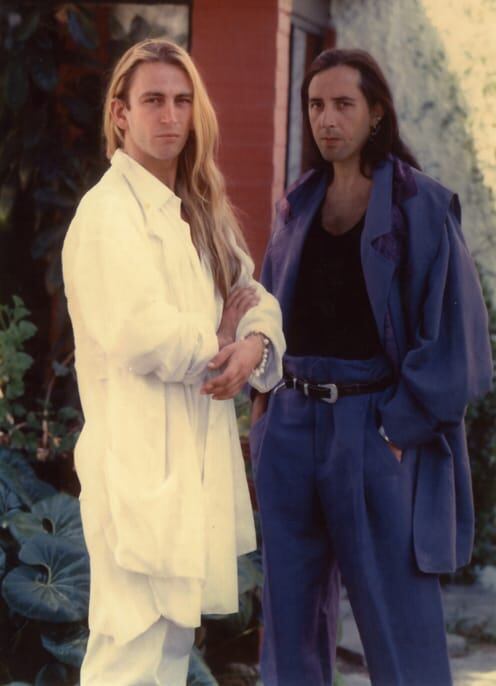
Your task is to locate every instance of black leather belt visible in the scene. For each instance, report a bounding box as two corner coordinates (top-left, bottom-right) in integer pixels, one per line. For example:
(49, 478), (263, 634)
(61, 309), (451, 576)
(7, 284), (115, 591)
(278, 374), (394, 404)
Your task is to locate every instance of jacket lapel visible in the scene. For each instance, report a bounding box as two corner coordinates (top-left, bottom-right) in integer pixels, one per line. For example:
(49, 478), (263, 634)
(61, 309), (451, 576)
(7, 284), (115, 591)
(361, 158), (397, 343)
(271, 170), (328, 326)
(271, 160), (398, 345)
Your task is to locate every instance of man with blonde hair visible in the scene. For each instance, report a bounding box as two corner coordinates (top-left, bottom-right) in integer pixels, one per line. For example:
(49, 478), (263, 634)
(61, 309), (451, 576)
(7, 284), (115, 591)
(62, 38), (284, 685)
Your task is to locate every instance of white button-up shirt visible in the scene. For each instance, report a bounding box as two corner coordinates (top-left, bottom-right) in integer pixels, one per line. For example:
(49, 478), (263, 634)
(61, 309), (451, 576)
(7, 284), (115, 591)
(62, 149), (285, 644)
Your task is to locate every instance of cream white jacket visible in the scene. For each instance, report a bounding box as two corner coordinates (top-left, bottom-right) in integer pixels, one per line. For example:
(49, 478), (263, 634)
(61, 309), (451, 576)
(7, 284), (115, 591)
(62, 149), (285, 644)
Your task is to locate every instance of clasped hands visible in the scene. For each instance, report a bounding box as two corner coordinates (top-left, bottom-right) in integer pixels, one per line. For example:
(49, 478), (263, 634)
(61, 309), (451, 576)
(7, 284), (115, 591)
(201, 288), (405, 460)
(201, 286), (264, 400)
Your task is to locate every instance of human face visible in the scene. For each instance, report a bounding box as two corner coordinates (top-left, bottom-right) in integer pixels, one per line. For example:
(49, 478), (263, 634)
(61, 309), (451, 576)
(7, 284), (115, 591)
(307, 65), (382, 168)
(112, 61), (193, 182)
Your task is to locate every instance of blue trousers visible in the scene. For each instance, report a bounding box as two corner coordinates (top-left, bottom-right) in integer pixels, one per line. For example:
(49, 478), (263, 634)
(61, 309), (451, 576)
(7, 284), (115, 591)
(250, 355), (452, 686)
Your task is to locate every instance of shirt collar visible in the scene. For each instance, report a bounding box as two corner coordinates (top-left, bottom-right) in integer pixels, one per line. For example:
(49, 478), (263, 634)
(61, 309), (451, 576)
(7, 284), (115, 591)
(110, 148), (182, 215)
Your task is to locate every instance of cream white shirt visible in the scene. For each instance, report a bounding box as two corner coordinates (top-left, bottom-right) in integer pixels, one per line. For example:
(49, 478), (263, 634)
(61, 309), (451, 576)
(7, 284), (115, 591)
(62, 149), (285, 644)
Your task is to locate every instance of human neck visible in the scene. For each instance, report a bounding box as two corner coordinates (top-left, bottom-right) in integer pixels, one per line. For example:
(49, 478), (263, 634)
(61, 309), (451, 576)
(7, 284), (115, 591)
(321, 154), (372, 235)
(123, 142), (178, 191)
(331, 155), (367, 192)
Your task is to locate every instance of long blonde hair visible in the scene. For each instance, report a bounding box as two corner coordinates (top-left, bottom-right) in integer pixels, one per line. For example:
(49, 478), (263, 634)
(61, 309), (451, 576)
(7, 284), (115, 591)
(103, 38), (249, 300)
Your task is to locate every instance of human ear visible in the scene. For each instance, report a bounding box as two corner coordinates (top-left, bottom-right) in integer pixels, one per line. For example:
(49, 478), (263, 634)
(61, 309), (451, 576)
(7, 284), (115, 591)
(110, 97), (129, 132)
(370, 102), (384, 128)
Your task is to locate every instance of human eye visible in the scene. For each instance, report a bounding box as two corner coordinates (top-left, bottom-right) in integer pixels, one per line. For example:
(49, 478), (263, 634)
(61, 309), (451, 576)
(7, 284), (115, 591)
(177, 95), (192, 106)
(309, 100), (323, 111)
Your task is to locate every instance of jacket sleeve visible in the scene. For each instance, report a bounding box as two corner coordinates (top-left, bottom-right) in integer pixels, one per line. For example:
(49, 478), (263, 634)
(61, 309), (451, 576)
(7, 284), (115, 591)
(230, 240), (286, 393)
(380, 200), (493, 449)
(63, 202), (218, 384)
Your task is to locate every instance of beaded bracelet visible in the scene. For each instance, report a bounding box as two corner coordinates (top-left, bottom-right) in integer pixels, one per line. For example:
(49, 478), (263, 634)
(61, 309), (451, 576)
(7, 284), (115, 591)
(244, 331), (271, 378)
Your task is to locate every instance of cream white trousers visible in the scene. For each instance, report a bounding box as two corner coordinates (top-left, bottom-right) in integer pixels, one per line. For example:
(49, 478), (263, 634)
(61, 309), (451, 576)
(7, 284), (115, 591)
(80, 618), (195, 685)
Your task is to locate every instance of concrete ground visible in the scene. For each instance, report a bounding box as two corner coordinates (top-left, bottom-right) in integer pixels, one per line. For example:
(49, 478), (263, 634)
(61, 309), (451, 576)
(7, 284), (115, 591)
(217, 582), (496, 685)
(338, 582), (496, 686)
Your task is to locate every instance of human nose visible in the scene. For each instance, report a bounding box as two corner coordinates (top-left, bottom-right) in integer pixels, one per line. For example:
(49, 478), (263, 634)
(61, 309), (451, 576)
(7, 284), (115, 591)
(320, 104), (336, 129)
(160, 101), (177, 124)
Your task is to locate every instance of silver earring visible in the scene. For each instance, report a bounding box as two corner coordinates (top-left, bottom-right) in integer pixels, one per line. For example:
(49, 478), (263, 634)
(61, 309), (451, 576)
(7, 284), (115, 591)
(369, 119), (381, 141)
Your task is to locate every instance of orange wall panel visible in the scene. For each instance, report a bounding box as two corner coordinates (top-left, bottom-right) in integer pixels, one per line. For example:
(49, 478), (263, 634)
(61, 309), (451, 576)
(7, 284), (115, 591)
(191, 0), (290, 274)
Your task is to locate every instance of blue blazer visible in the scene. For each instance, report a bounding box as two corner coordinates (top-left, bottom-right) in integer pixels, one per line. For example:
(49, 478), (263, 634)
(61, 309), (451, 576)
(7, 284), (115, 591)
(260, 156), (493, 573)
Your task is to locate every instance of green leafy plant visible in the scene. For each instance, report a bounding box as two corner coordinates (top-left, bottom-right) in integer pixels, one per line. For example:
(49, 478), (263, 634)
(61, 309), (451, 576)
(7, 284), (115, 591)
(0, 296), (82, 462)
(0, 4), (105, 303)
(464, 270), (496, 576)
(0, 296), (263, 683)
(203, 551), (263, 652)
(0, 449), (263, 686)
(0, 297), (86, 683)
(0, 448), (88, 685)
(0, 296), (37, 425)
(0, 3), (164, 305)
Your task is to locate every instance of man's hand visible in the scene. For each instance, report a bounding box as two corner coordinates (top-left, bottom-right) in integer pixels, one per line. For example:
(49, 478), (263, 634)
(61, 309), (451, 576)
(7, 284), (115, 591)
(387, 441), (403, 463)
(217, 287), (260, 350)
(201, 336), (264, 400)
(379, 425), (403, 463)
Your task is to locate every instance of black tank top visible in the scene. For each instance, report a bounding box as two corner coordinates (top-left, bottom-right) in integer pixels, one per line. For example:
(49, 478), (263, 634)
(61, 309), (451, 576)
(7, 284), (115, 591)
(286, 212), (383, 359)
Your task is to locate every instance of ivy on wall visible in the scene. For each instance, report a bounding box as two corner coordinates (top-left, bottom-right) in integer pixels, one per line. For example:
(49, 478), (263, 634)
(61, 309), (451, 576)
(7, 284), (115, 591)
(1, 4), (104, 292)
(0, 3), (158, 384)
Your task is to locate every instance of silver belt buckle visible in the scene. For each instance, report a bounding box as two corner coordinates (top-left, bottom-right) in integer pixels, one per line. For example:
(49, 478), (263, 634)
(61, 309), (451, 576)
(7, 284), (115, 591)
(321, 383), (339, 404)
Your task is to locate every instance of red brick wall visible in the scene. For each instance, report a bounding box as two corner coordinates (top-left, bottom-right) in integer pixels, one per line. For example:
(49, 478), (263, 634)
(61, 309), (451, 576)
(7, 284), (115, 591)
(191, 0), (291, 274)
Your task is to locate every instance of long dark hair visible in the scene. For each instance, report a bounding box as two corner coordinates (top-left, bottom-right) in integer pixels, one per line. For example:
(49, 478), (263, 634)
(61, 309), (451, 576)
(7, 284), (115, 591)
(301, 48), (421, 175)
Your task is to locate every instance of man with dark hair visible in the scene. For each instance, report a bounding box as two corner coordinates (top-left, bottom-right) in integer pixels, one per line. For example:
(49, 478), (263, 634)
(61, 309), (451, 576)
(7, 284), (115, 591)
(250, 49), (493, 686)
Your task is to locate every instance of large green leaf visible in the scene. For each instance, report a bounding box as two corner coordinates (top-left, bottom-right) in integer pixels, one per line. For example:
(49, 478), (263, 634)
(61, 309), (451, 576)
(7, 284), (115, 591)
(3, 510), (44, 543)
(17, 320), (37, 341)
(32, 494), (84, 543)
(35, 662), (71, 686)
(187, 647), (219, 686)
(0, 480), (23, 516)
(237, 553), (263, 594)
(2, 534), (89, 622)
(0, 449), (56, 507)
(41, 622), (88, 667)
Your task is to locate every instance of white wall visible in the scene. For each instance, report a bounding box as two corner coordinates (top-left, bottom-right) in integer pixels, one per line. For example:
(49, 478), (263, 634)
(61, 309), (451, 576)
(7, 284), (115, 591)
(331, 0), (496, 280)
